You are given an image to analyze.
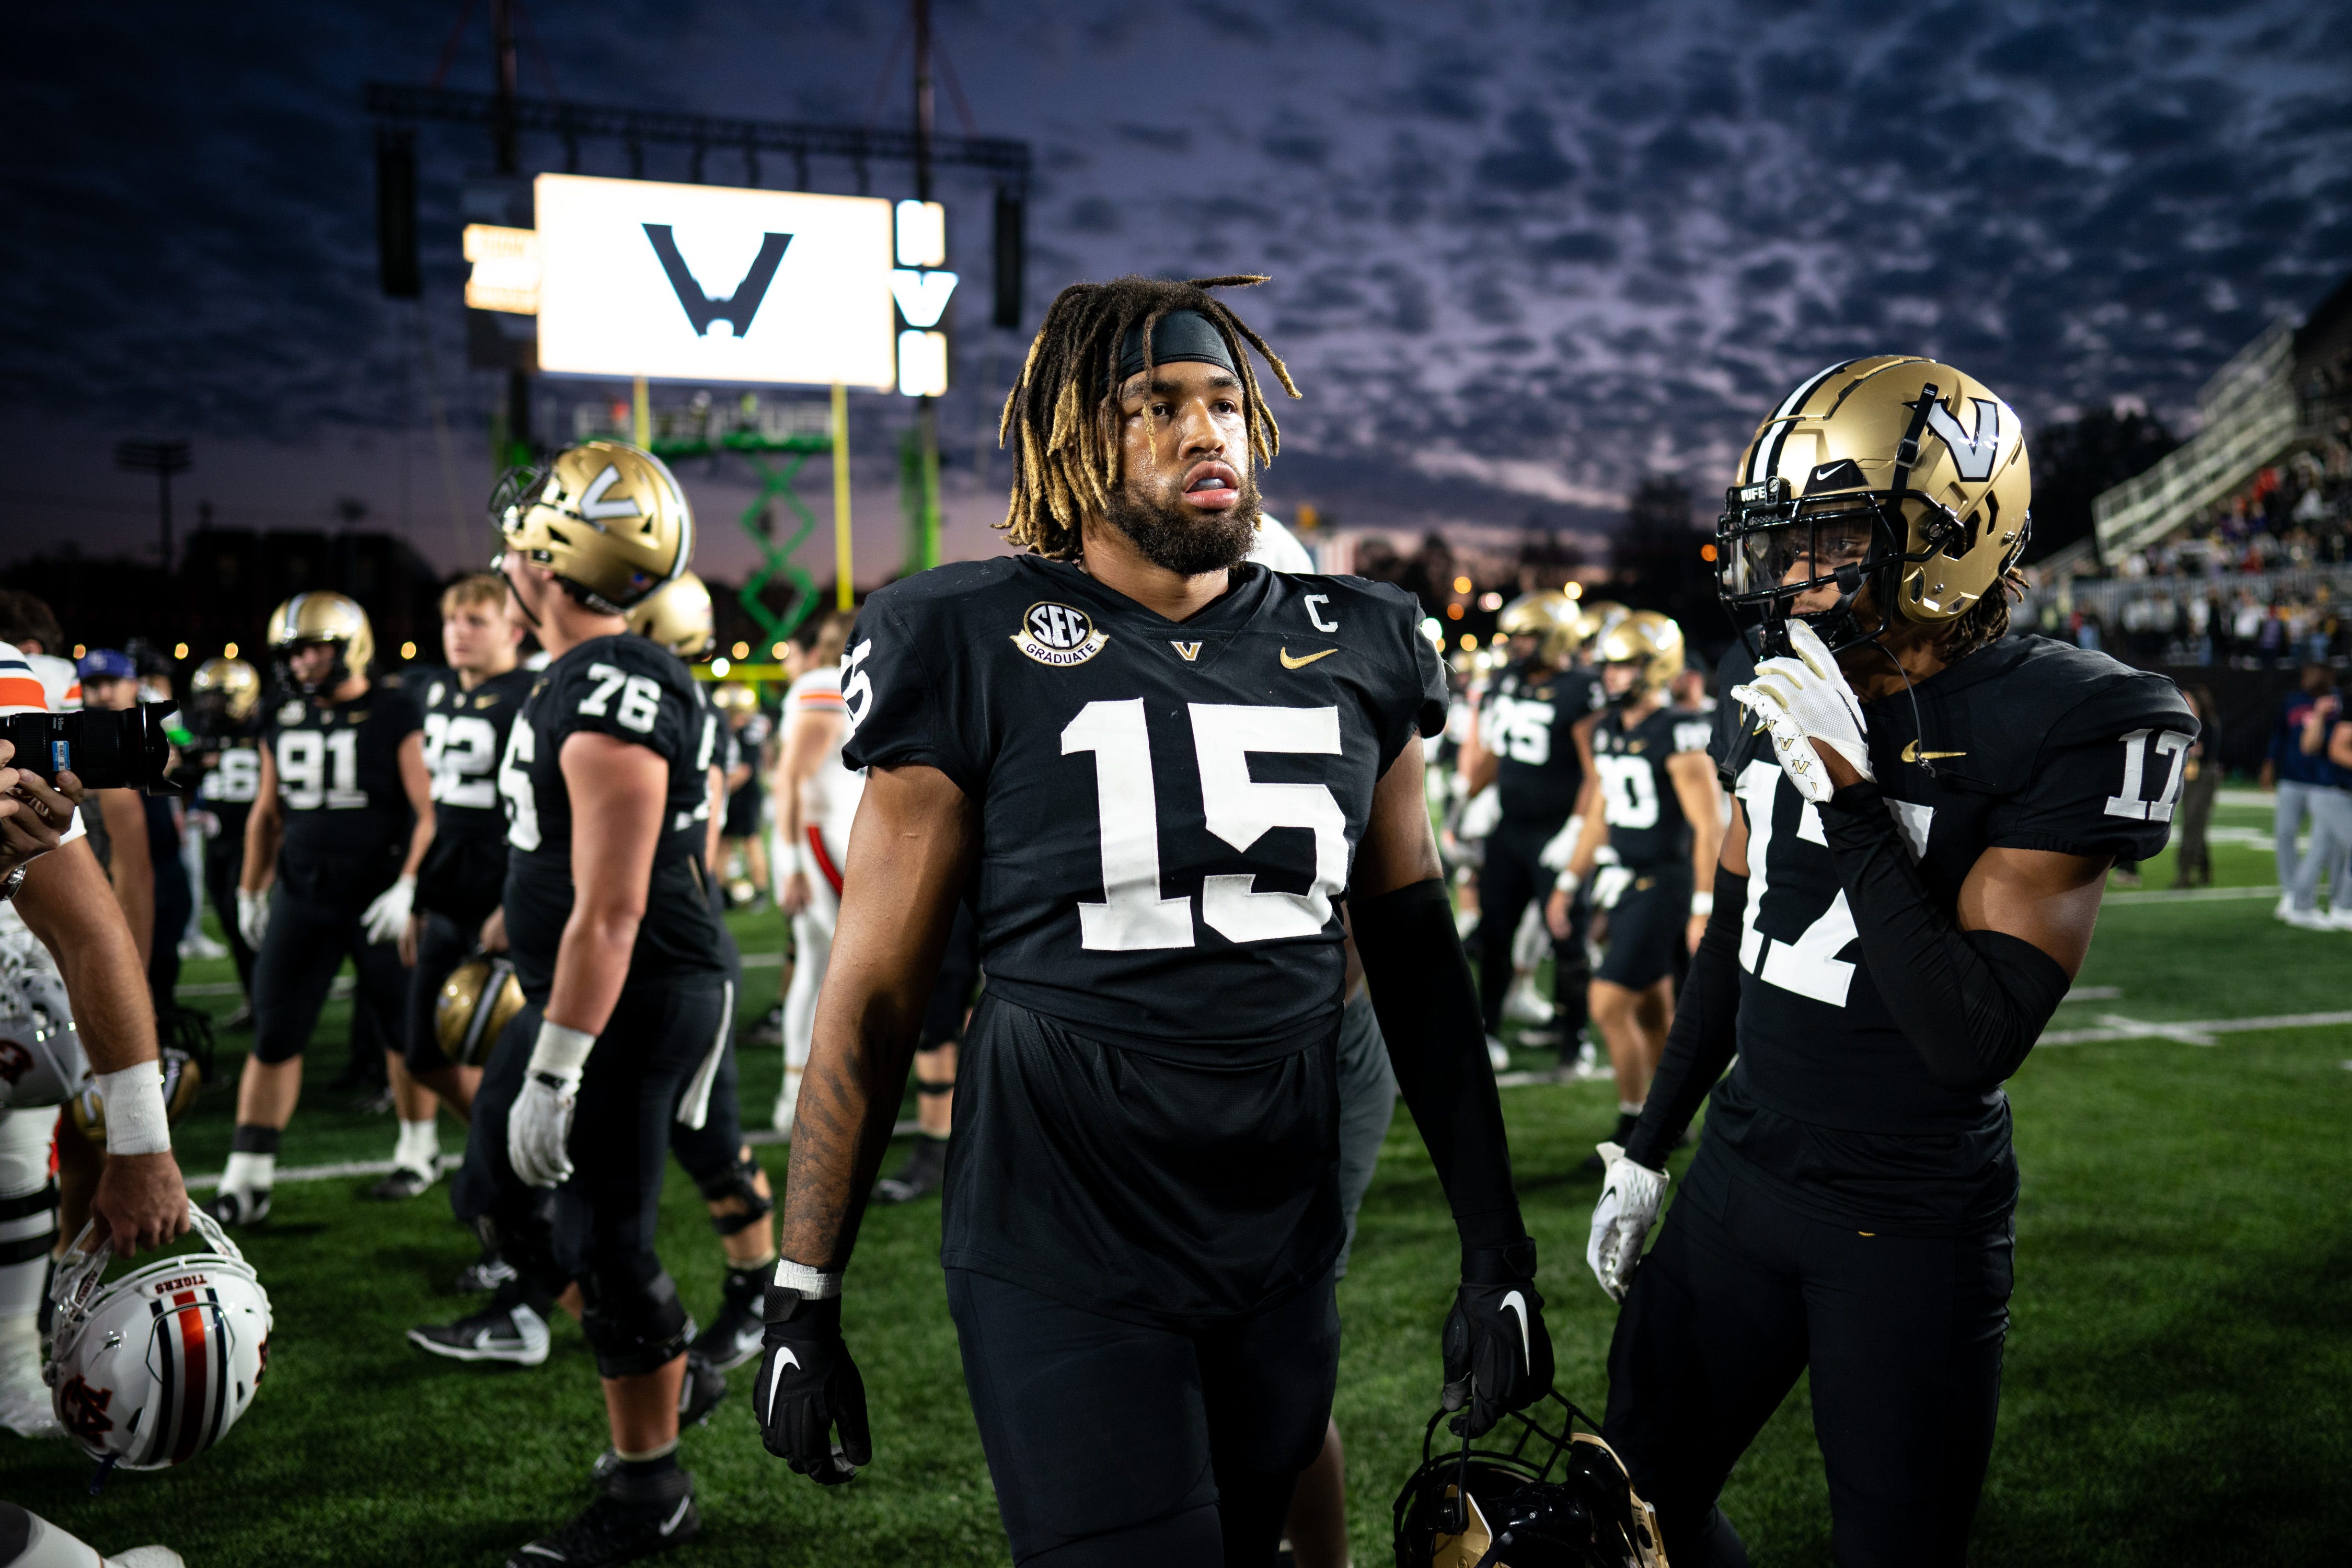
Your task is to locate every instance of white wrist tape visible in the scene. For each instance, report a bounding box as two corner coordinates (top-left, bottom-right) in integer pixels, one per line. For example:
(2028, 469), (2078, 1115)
(527, 1020), (598, 1082)
(96, 1064), (172, 1156)
(1690, 892), (1714, 917)
(773, 1258), (843, 1298)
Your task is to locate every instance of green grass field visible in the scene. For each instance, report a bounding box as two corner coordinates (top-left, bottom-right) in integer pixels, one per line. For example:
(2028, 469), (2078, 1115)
(5, 795), (2350, 1564)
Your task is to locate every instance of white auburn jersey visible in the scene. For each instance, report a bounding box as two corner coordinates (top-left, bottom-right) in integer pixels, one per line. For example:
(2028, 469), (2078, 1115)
(784, 667), (863, 858)
(0, 646), (86, 852)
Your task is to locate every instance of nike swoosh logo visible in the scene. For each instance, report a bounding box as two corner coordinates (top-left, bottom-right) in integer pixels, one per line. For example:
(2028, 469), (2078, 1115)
(659, 1496), (691, 1536)
(1500, 1290), (1531, 1369)
(1279, 647), (1337, 669)
(763, 1346), (799, 1416)
(1900, 740), (1967, 763)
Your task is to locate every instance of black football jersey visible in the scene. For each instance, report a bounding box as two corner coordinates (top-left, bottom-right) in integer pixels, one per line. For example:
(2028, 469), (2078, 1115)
(262, 682), (421, 904)
(494, 635), (729, 1002)
(412, 664), (535, 923)
(1481, 662), (1600, 825)
(192, 717), (264, 842)
(842, 557), (1446, 1053)
(1590, 702), (1712, 869)
(1693, 633), (2197, 1234)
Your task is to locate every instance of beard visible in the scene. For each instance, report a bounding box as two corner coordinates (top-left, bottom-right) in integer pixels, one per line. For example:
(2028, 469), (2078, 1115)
(1101, 467), (1264, 577)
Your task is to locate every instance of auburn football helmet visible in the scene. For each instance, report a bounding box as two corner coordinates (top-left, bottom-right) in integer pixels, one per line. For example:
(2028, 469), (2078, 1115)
(1495, 592), (1584, 667)
(1394, 1391), (1668, 1568)
(0, 936), (85, 1111)
(265, 592), (374, 693)
(1717, 355), (2031, 657)
(48, 1203), (272, 1472)
(183, 657), (261, 737)
(435, 954), (526, 1069)
(66, 1047), (202, 1145)
(495, 440), (694, 615)
(1589, 612), (1685, 700)
(628, 570), (717, 660)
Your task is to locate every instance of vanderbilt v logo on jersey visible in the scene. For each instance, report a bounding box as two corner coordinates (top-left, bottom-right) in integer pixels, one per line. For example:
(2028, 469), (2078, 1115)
(1013, 602), (1109, 667)
(1171, 641), (1202, 661)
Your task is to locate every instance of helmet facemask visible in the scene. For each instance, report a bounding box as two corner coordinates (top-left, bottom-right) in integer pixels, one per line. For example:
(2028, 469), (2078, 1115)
(1717, 477), (1934, 660)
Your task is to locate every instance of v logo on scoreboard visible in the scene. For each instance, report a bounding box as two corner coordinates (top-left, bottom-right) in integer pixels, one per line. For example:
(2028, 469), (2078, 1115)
(643, 225), (794, 339)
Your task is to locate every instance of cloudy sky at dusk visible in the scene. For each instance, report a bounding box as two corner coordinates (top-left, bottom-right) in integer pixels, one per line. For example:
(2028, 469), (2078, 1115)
(5, 0), (2347, 580)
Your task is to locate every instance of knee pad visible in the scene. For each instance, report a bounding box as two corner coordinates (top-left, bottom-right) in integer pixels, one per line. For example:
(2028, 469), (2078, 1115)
(0, 1109), (57, 1199)
(694, 1148), (773, 1238)
(578, 1267), (690, 1378)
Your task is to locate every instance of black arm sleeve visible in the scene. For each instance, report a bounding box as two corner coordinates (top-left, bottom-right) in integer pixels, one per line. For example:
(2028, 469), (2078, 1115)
(1820, 781), (2073, 1093)
(1623, 868), (1746, 1172)
(1352, 878), (1526, 1259)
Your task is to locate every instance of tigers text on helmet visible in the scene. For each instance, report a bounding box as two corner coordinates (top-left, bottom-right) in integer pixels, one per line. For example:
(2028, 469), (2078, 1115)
(627, 570), (717, 660)
(435, 955), (526, 1070)
(1392, 1390), (1668, 1568)
(47, 1203), (272, 1473)
(1590, 612), (1685, 702)
(1717, 355), (2031, 659)
(1495, 591), (1586, 667)
(495, 440), (694, 615)
(185, 658), (261, 735)
(265, 593), (374, 693)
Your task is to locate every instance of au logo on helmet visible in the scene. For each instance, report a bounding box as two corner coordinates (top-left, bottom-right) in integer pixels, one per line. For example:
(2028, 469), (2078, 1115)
(1012, 603), (1110, 667)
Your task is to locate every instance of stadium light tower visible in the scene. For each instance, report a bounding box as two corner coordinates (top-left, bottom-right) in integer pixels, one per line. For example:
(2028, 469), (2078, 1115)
(114, 438), (191, 570)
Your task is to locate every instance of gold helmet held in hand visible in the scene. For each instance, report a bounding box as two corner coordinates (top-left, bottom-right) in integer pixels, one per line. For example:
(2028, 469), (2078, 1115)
(436, 955), (526, 1069)
(1717, 355), (2030, 656)
(1495, 591), (1584, 666)
(1591, 610), (1685, 697)
(496, 440), (694, 615)
(266, 592), (375, 690)
(628, 570), (716, 660)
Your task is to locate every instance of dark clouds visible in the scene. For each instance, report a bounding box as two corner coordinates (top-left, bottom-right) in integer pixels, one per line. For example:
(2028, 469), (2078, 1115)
(3, 0), (2347, 561)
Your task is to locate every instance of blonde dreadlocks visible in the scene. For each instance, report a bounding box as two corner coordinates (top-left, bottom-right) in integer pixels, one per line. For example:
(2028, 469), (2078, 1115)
(998, 275), (1300, 559)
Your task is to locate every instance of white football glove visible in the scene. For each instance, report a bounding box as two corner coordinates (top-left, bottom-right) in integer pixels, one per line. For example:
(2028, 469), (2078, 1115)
(236, 887), (271, 951)
(1537, 814), (1583, 872)
(508, 1021), (595, 1188)
(361, 875), (415, 946)
(1729, 618), (1873, 803)
(1587, 1142), (1669, 1302)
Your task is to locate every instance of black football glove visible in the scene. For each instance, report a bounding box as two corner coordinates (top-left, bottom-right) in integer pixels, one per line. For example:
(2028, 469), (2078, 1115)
(752, 1288), (869, 1485)
(1440, 1237), (1554, 1437)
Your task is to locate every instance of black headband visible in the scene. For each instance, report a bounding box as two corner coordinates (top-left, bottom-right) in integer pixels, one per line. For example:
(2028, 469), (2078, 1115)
(1113, 310), (1238, 386)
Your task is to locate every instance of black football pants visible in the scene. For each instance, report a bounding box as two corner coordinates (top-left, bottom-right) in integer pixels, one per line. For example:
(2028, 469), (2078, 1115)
(1476, 816), (1589, 1039)
(946, 1266), (1339, 1568)
(1601, 1159), (2013, 1567)
(249, 887), (407, 1071)
(401, 910), (475, 1076)
(201, 827), (257, 996)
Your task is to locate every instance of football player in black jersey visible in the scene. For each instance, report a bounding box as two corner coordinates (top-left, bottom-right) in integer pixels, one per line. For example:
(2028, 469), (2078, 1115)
(426, 442), (729, 1564)
(757, 276), (1551, 1567)
(181, 658), (266, 1019)
(371, 572), (533, 1200)
(1458, 590), (1600, 1064)
(1550, 612), (1721, 1160)
(1587, 358), (2197, 1565)
(211, 593), (434, 1226)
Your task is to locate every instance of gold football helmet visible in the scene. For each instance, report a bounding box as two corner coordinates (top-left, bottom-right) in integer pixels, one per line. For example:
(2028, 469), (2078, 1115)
(435, 955), (525, 1069)
(495, 440), (694, 615)
(1495, 591), (1583, 666)
(1575, 599), (1631, 653)
(185, 656), (261, 735)
(1591, 610), (1685, 697)
(67, 1048), (202, 1146)
(628, 570), (716, 660)
(266, 592), (374, 690)
(1718, 355), (2030, 655)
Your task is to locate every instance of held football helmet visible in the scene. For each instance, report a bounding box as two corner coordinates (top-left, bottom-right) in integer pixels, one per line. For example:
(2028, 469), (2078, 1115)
(1394, 1390), (1668, 1568)
(628, 570), (718, 660)
(66, 1048), (202, 1146)
(494, 440), (694, 615)
(1717, 355), (2031, 658)
(183, 658), (261, 737)
(1589, 613), (1685, 702)
(48, 1203), (272, 1473)
(1495, 592), (1584, 667)
(265, 593), (375, 692)
(0, 938), (85, 1111)
(436, 954), (526, 1069)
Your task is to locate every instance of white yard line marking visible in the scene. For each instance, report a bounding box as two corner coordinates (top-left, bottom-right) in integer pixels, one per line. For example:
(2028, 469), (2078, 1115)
(2059, 986), (2123, 1002)
(2036, 1010), (2352, 1047)
(2101, 884), (2281, 906)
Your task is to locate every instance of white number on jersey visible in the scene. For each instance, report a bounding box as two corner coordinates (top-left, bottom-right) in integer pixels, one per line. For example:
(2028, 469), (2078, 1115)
(840, 640), (874, 733)
(208, 746), (261, 804)
(579, 662), (663, 734)
(1734, 760), (1932, 1008)
(1596, 753), (1660, 829)
(1060, 700), (1349, 952)
(275, 729), (364, 811)
(423, 711), (502, 808)
(1488, 695), (1554, 766)
(499, 721), (541, 851)
(2103, 728), (2191, 823)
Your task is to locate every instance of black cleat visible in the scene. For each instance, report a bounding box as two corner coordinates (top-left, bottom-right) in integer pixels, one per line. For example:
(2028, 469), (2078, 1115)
(205, 1185), (271, 1228)
(409, 1299), (550, 1366)
(872, 1137), (947, 1205)
(687, 1269), (766, 1373)
(1582, 1111), (1642, 1171)
(367, 1163), (435, 1201)
(508, 1470), (697, 1566)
